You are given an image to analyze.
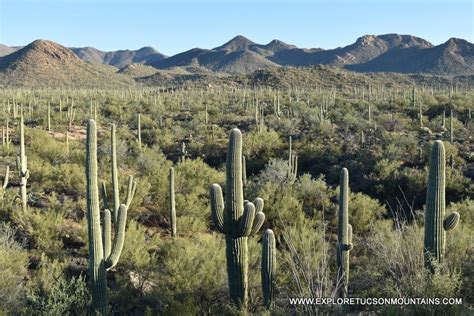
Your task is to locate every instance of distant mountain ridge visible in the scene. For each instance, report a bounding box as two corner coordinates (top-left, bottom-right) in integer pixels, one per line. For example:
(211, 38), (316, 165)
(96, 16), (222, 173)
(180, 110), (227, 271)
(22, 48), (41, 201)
(0, 34), (473, 78)
(147, 34), (472, 75)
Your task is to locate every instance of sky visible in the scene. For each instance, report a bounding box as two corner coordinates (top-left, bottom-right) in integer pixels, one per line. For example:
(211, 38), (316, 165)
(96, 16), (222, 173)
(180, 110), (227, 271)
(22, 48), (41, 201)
(0, 0), (472, 56)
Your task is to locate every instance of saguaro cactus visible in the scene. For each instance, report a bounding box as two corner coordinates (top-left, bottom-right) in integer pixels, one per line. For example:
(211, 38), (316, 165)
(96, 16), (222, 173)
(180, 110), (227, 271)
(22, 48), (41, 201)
(450, 109), (454, 143)
(47, 102), (51, 132)
(180, 142), (187, 163)
(262, 229), (276, 310)
(424, 140), (460, 270)
(288, 136), (298, 183)
(336, 168), (353, 298)
(17, 115), (29, 211)
(210, 128), (265, 310)
(137, 113), (142, 149)
(169, 167), (177, 237)
(86, 119), (130, 315)
(1, 166), (9, 205)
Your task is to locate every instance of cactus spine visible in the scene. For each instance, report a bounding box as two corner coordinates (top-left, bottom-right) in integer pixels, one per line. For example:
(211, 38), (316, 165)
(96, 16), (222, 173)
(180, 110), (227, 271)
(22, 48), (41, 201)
(336, 168), (353, 298)
(86, 119), (130, 315)
(169, 167), (177, 237)
(17, 115), (29, 211)
(210, 128), (265, 310)
(262, 229), (276, 310)
(424, 140), (460, 269)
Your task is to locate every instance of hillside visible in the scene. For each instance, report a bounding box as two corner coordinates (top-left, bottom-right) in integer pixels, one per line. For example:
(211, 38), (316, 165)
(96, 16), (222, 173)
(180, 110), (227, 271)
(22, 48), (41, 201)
(139, 64), (473, 90)
(149, 36), (281, 74)
(118, 63), (159, 78)
(70, 46), (166, 68)
(0, 40), (135, 88)
(270, 34), (432, 66)
(347, 38), (474, 75)
(0, 44), (20, 57)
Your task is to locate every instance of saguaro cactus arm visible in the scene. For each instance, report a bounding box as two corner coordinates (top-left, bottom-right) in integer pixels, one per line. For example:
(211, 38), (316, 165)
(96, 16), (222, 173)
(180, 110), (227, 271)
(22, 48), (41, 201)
(443, 212), (460, 231)
(238, 202), (256, 237)
(210, 183), (226, 233)
(105, 204), (128, 270)
(125, 175), (137, 209)
(103, 209), (112, 259)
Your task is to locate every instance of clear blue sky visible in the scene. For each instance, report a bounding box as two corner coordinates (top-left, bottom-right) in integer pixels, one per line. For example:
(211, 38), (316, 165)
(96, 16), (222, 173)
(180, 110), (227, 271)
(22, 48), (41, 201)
(0, 0), (472, 55)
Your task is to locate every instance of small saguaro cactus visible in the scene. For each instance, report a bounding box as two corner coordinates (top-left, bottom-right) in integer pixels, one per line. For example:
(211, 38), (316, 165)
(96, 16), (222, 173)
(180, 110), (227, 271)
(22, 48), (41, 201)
(47, 102), (51, 132)
(424, 140), (460, 270)
(210, 128), (265, 310)
(180, 142), (187, 163)
(137, 113), (142, 149)
(449, 109), (454, 143)
(86, 119), (129, 315)
(336, 168), (353, 298)
(1, 165), (9, 205)
(67, 101), (75, 131)
(169, 167), (177, 237)
(17, 115), (29, 211)
(262, 229), (276, 310)
(288, 136), (298, 183)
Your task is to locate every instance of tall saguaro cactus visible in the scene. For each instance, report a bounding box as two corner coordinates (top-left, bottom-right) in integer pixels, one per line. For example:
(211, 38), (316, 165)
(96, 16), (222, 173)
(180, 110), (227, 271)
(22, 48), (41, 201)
(336, 168), (353, 298)
(262, 229), (276, 310)
(210, 128), (265, 310)
(169, 167), (177, 237)
(86, 119), (130, 315)
(17, 115), (29, 211)
(424, 140), (460, 270)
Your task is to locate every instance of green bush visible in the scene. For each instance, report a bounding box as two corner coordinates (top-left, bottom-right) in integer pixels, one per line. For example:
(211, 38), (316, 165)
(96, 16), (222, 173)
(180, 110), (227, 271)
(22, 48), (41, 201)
(0, 222), (29, 313)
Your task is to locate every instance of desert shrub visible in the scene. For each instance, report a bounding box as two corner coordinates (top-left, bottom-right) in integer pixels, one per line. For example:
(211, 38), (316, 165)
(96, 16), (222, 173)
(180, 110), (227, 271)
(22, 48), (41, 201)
(348, 192), (386, 233)
(173, 158), (224, 224)
(296, 174), (335, 219)
(109, 220), (160, 314)
(354, 221), (467, 315)
(278, 212), (335, 314)
(0, 222), (29, 313)
(23, 255), (89, 315)
(150, 233), (229, 314)
(13, 207), (65, 255)
(243, 129), (283, 160)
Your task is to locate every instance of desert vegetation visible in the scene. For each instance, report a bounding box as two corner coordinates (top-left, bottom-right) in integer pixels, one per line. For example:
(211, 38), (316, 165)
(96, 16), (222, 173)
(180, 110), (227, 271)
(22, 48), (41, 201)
(0, 82), (472, 315)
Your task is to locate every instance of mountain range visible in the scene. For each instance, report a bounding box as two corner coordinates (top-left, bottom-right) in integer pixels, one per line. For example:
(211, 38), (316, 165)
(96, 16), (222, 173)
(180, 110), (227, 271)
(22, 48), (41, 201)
(0, 34), (473, 88)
